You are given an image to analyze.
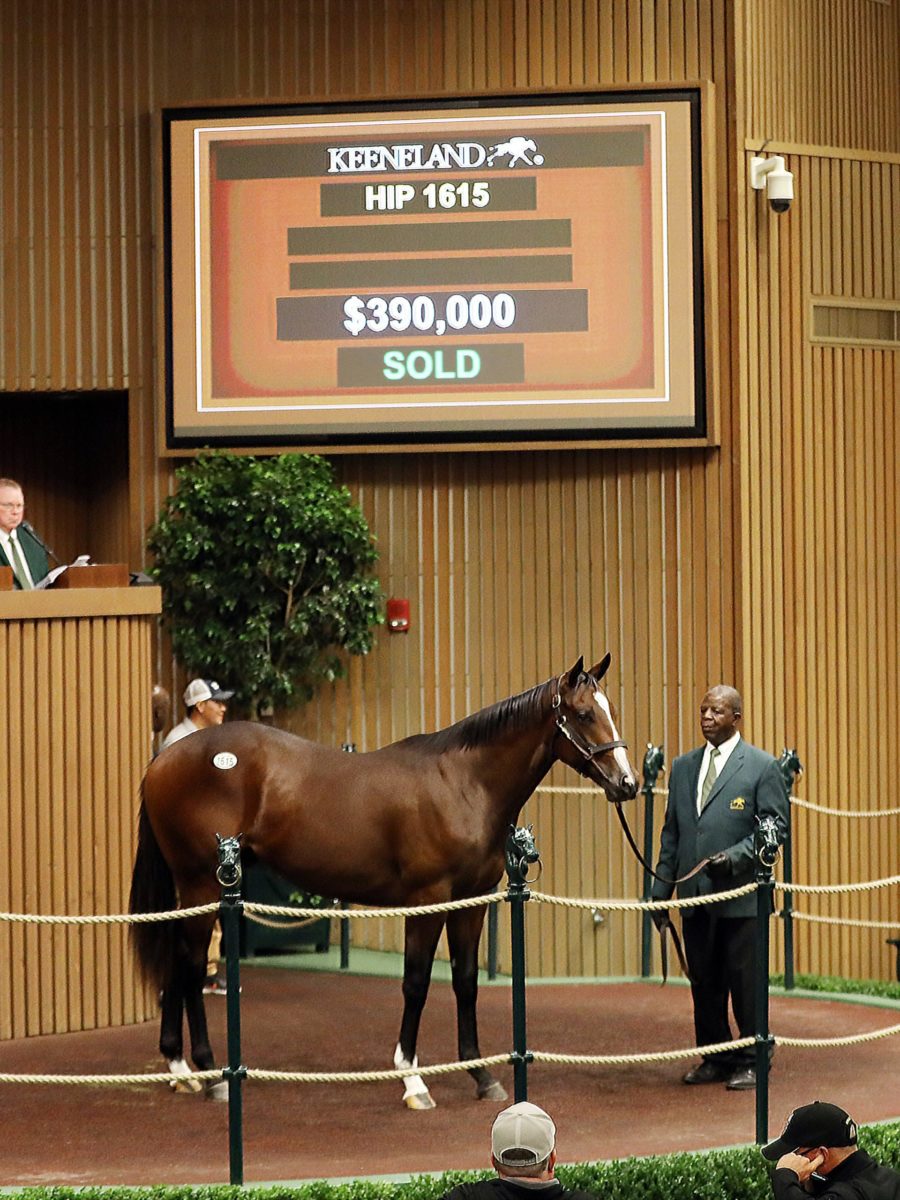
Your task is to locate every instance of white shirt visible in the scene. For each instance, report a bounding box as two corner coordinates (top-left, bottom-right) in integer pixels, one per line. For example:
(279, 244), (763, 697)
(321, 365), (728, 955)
(160, 715), (202, 749)
(696, 730), (741, 814)
(0, 528), (35, 587)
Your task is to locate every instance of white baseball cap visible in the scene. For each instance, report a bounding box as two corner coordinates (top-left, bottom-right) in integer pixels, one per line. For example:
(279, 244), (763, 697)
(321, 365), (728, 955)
(491, 1101), (556, 1167)
(183, 678), (234, 707)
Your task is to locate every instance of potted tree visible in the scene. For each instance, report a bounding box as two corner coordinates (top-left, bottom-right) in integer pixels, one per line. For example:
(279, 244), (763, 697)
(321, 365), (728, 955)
(147, 450), (385, 952)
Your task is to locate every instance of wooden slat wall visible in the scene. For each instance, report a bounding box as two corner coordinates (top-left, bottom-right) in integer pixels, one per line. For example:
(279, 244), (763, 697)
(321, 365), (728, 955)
(0, 604), (156, 1038)
(736, 0), (900, 981)
(0, 0), (896, 1002)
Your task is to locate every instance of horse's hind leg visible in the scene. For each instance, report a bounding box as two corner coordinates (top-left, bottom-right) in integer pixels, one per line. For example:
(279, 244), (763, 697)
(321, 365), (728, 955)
(159, 978), (201, 1094)
(395, 913), (445, 1110)
(180, 916), (227, 1101)
(447, 906), (507, 1102)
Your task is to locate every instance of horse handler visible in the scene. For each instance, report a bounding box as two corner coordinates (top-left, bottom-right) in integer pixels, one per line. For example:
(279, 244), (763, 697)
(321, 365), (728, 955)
(650, 684), (789, 1090)
(436, 1102), (594, 1200)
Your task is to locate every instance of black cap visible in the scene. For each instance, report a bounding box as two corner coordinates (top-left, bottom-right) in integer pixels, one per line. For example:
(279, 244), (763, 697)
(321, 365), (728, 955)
(762, 1102), (857, 1160)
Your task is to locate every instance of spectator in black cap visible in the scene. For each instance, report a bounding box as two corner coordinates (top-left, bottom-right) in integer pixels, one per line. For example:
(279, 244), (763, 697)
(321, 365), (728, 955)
(160, 678), (235, 750)
(762, 1101), (900, 1198)
(437, 1101), (593, 1200)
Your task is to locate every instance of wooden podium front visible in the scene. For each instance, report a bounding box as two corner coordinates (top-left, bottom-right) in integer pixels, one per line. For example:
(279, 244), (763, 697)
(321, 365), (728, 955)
(0, 565), (12, 590)
(52, 562), (129, 589)
(0, 585), (162, 1039)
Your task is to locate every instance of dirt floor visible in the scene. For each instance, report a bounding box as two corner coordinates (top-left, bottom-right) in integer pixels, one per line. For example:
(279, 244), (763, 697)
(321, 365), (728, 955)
(1, 967), (898, 1188)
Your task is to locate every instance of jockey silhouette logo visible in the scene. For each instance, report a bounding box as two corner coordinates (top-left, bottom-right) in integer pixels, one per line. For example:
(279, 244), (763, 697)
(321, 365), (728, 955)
(486, 136), (544, 167)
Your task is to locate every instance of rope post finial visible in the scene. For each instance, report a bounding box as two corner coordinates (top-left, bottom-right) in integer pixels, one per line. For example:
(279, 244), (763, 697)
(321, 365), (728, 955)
(505, 825), (538, 1102)
(640, 744), (665, 977)
(777, 749), (803, 991)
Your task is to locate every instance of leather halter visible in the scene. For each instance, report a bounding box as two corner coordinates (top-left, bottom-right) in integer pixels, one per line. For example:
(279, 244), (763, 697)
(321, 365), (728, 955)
(551, 673), (694, 983)
(551, 674), (627, 777)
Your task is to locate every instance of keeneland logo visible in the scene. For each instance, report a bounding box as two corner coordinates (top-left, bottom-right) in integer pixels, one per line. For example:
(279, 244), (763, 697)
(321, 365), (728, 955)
(326, 137), (545, 174)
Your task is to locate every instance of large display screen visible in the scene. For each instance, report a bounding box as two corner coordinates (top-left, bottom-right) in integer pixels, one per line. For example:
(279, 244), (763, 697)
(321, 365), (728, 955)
(159, 89), (713, 450)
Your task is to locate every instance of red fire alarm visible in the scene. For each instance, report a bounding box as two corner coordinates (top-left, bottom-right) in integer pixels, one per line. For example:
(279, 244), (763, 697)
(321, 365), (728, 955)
(386, 597), (411, 633)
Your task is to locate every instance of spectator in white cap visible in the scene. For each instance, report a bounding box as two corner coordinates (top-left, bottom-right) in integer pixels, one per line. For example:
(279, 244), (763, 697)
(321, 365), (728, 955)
(159, 677), (235, 996)
(160, 678), (235, 750)
(438, 1101), (593, 1200)
(762, 1100), (900, 1199)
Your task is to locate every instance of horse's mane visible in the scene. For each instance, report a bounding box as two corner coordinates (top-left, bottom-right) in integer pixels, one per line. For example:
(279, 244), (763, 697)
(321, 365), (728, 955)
(398, 679), (551, 753)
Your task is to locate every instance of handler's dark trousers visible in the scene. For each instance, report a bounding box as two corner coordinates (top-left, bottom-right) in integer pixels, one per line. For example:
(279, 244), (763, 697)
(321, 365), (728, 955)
(682, 911), (757, 1069)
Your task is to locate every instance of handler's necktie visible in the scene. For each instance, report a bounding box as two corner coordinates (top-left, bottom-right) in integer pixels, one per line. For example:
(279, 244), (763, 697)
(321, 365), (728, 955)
(699, 747), (720, 811)
(8, 533), (32, 589)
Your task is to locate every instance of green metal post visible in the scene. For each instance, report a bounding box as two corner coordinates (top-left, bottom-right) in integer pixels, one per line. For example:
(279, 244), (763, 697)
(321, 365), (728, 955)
(640, 745), (665, 977)
(217, 834), (246, 1187)
(504, 825), (539, 1102)
(340, 743), (356, 970)
(777, 749), (803, 991)
(754, 818), (778, 1146)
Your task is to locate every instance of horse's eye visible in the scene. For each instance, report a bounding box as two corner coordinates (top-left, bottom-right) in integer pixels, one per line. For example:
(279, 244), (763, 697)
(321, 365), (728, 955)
(577, 710), (593, 723)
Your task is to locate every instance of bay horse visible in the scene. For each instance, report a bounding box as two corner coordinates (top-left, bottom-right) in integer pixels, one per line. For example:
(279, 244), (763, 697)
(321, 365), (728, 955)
(129, 654), (637, 1106)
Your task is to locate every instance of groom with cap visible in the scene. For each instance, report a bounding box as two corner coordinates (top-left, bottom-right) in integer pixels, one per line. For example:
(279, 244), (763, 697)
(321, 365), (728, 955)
(161, 678), (234, 750)
(158, 676), (235, 998)
(438, 1101), (593, 1200)
(762, 1101), (900, 1198)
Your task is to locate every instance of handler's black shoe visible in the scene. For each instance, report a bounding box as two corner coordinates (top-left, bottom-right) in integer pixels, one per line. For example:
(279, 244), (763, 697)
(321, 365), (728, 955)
(682, 1060), (731, 1084)
(725, 1066), (756, 1090)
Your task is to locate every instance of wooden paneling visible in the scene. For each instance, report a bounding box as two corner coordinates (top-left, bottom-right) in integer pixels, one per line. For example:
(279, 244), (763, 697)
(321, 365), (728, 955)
(0, 0), (897, 1007)
(736, 139), (900, 976)
(0, 591), (160, 1039)
(744, 0), (900, 153)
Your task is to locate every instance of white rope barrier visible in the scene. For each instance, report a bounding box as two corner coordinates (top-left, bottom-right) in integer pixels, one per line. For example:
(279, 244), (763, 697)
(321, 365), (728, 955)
(775, 874), (900, 895)
(6, 1018), (900, 1087)
(7, 869), (900, 930)
(0, 903), (219, 925)
(790, 797), (900, 817)
(530, 884), (757, 911)
(784, 910), (900, 931)
(537, 783), (900, 818)
(244, 892), (506, 920)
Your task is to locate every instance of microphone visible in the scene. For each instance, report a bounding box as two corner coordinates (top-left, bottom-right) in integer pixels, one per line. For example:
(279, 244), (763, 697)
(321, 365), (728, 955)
(20, 520), (61, 566)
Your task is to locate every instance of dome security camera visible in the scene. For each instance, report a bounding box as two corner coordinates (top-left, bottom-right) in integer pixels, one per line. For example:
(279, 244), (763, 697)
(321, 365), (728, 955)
(750, 155), (794, 213)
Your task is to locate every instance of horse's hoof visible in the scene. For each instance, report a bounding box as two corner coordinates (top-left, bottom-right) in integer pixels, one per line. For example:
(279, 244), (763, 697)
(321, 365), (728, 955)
(477, 1080), (508, 1102)
(205, 1080), (229, 1102)
(404, 1090), (436, 1110)
(169, 1076), (203, 1094)
(167, 1057), (202, 1094)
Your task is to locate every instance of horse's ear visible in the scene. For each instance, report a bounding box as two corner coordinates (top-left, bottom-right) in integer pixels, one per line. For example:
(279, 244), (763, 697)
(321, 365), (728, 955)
(566, 656), (585, 688)
(589, 652), (612, 681)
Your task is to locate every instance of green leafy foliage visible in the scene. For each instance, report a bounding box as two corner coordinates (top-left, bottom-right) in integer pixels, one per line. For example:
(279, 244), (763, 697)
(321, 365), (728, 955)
(770, 973), (900, 1001)
(17, 1124), (900, 1200)
(147, 452), (384, 717)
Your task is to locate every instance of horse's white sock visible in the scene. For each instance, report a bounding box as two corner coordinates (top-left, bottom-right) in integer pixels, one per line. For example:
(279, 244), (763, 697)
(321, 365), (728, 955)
(394, 1043), (429, 1098)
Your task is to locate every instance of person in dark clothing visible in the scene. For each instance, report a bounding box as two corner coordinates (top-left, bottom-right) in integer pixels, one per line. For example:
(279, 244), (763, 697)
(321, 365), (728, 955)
(651, 684), (789, 1090)
(763, 1101), (900, 1199)
(438, 1102), (593, 1200)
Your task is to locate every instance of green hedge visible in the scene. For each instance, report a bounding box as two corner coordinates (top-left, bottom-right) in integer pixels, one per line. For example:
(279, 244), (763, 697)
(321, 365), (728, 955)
(769, 973), (900, 1002)
(13, 1122), (900, 1200)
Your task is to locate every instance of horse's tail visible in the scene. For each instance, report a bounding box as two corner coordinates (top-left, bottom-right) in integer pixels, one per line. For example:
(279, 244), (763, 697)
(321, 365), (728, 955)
(128, 783), (177, 990)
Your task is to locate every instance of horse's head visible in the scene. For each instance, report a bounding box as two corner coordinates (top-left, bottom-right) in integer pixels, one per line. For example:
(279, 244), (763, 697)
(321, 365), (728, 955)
(552, 654), (638, 802)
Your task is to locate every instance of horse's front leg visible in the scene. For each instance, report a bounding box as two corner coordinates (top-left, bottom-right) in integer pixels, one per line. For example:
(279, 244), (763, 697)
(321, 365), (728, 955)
(395, 912), (445, 1110)
(446, 906), (507, 1102)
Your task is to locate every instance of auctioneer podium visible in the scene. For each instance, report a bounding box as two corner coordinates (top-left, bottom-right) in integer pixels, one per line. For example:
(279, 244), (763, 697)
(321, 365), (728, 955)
(0, 571), (161, 1039)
